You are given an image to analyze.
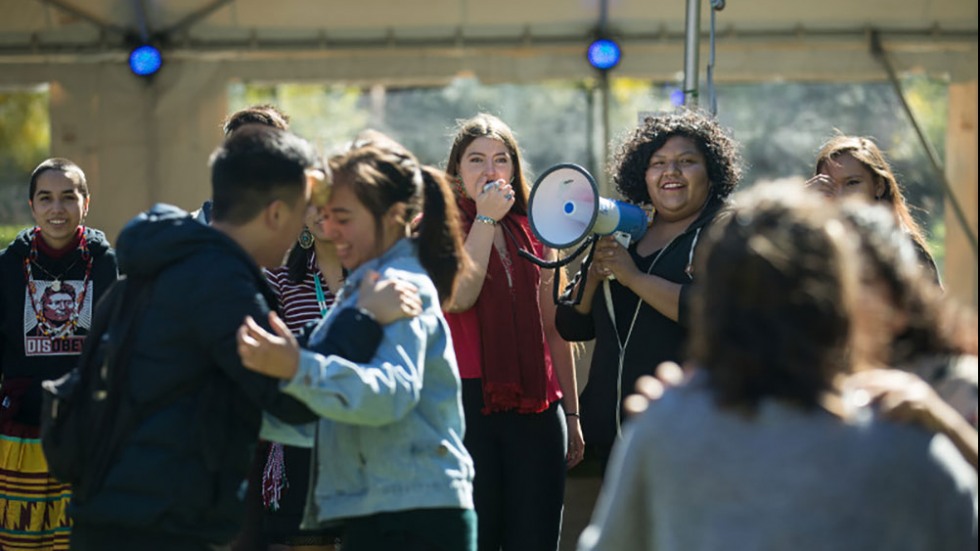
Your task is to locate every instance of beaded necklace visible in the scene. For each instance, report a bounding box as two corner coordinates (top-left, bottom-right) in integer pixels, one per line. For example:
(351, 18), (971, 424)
(23, 227), (93, 339)
(313, 272), (330, 317)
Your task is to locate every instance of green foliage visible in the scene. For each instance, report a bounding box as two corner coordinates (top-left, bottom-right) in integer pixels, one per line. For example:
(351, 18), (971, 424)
(3, 77), (951, 249)
(0, 87), (50, 224)
(0, 224), (29, 249)
(229, 81), (370, 157)
(226, 76), (950, 248)
(713, 77), (948, 244)
(230, 77), (592, 180)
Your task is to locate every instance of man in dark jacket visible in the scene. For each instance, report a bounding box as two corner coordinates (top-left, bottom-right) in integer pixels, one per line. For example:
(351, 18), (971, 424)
(68, 126), (348, 550)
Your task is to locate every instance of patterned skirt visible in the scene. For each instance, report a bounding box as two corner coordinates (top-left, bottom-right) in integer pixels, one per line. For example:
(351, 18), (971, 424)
(0, 421), (71, 550)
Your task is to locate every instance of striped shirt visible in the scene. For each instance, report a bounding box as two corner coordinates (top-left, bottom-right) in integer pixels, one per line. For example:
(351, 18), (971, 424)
(264, 251), (336, 336)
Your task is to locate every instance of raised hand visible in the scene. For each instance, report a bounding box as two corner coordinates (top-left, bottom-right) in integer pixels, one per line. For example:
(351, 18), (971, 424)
(804, 174), (838, 198)
(474, 179), (516, 222)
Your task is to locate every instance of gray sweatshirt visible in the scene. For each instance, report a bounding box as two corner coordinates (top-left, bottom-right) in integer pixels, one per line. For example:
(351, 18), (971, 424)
(580, 380), (978, 551)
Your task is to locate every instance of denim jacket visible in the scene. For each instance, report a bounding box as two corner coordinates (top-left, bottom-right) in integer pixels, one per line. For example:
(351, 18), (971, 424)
(278, 238), (474, 525)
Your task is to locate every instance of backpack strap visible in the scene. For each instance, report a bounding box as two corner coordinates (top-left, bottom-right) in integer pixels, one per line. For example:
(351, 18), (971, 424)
(75, 275), (159, 500)
(74, 278), (129, 389)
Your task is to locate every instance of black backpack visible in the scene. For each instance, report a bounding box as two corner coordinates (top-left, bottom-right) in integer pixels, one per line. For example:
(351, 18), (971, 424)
(40, 274), (155, 501)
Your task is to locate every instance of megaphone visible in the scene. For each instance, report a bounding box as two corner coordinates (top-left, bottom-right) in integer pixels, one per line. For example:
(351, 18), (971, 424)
(529, 163), (648, 249)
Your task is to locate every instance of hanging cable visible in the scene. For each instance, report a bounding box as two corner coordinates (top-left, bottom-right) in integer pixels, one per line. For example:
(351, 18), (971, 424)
(870, 31), (978, 258)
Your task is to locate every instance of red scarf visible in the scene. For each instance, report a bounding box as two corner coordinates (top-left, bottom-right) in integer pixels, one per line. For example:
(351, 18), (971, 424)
(458, 200), (550, 414)
(36, 226), (83, 259)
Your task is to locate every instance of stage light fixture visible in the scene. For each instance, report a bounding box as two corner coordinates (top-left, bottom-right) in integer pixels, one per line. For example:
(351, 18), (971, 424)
(670, 88), (686, 106)
(586, 38), (622, 71)
(128, 44), (162, 77)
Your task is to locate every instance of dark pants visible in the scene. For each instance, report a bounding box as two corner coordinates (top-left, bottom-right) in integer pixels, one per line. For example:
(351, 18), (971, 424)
(342, 508), (476, 551)
(70, 524), (227, 551)
(462, 378), (567, 551)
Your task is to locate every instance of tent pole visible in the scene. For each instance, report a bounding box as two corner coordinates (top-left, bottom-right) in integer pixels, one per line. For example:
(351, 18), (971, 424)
(683, 0), (701, 106)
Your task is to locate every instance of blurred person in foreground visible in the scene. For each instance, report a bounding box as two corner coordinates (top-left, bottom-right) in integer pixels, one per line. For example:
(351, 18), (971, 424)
(628, 196), (979, 470)
(579, 183), (977, 551)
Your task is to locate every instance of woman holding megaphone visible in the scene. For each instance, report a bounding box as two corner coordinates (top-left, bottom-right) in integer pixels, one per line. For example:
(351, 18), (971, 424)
(556, 109), (742, 474)
(444, 113), (582, 551)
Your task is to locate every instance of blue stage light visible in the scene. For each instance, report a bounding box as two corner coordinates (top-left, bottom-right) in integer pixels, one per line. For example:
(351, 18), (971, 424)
(587, 38), (622, 71)
(670, 88), (686, 106)
(129, 45), (162, 77)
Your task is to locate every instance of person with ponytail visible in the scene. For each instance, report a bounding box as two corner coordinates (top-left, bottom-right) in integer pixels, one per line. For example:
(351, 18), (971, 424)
(236, 135), (476, 551)
(444, 113), (582, 551)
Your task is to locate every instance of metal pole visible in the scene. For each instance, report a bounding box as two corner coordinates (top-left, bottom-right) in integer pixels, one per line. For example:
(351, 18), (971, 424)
(683, 0), (701, 106)
(600, 70), (611, 195)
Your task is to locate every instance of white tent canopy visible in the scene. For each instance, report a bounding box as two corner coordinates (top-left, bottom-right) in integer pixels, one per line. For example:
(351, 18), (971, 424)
(1, 0), (976, 303)
(1, 0), (976, 82)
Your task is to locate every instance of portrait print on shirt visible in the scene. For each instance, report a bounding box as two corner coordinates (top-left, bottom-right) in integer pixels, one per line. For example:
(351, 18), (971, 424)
(23, 279), (93, 356)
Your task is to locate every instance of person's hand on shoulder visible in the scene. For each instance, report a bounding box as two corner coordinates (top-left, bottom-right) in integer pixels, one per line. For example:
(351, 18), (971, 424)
(624, 361), (687, 417)
(356, 270), (422, 325)
(846, 368), (978, 470)
(847, 369), (950, 433)
(237, 312), (300, 380)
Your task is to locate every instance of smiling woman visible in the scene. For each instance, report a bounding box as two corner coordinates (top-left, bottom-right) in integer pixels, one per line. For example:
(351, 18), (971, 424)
(237, 136), (479, 550)
(0, 157), (119, 549)
(807, 135), (941, 285)
(556, 108), (743, 474)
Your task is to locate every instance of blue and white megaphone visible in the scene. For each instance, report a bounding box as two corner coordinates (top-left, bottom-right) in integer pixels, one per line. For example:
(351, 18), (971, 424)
(529, 163), (648, 249)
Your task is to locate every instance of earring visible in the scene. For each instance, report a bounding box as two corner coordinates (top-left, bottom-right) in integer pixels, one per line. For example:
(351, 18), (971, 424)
(298, 227), (314, 249)
(452, 175), (466, 198)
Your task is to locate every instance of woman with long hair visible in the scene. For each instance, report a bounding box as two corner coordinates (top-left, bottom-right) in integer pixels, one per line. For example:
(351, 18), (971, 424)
(237, 137), (477, 550)
(806, 134), (940, 284)
(444, 113), (581, 550)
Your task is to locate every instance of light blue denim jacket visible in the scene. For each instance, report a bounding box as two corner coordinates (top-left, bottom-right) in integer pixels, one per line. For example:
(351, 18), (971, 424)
(275, 238), (474, 525)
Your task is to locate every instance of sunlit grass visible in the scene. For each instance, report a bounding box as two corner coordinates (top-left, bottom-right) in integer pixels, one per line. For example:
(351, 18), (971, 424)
(0, 225), (29, 248)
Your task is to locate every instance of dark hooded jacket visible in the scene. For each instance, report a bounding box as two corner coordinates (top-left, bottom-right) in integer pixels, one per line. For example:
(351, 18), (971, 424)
(556, 197), (726, 459)
(0, 226), (118, 427)
(69, 204), (379, 544)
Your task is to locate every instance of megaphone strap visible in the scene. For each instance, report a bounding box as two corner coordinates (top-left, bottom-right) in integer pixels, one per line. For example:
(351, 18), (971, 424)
(605, 236), (678, 437)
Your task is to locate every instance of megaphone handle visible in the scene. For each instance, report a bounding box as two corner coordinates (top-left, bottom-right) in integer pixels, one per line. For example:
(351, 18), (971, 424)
(508, 228), (596, 270)
(554, 238), (598, 307)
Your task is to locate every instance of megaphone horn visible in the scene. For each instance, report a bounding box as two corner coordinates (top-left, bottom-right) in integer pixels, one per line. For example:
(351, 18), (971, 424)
(529, 163), (647, 249)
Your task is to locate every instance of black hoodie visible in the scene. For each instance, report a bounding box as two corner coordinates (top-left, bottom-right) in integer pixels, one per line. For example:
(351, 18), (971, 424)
(0, 226), (118, 426)
(556, 197), (726, 459)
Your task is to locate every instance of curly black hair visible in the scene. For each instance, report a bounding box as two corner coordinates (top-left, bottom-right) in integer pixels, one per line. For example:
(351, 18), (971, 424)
(610, 109), (742, 205)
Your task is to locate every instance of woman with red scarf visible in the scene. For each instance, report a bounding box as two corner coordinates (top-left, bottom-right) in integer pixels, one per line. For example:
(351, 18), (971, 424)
(0, 158), (118, 550)
(444, 113), (582, 551)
